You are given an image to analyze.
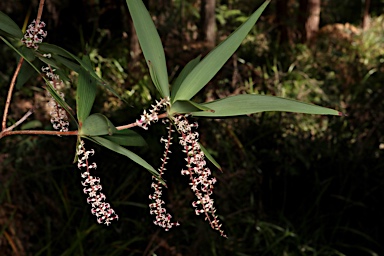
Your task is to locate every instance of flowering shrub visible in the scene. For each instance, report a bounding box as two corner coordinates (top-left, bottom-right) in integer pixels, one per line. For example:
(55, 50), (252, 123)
(0, 0), (340, 238)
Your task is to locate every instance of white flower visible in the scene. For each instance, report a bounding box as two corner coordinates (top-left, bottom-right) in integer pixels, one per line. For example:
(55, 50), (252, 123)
(77, 140), (119, 225)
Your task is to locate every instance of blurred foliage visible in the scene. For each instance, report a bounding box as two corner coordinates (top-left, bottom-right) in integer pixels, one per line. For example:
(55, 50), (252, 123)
(1, 0), (384, 255)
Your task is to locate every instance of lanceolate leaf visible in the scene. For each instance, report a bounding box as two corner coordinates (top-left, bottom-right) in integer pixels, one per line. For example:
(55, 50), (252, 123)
(192, 94), (342, 117)
(16, 61), (35, 89)
(0, 11), (23, 38)
(77, 56), (97, 124)
(169, 100), (213, 115)
(87, 136), (162, 181)
(126, 0), (170, 97)
(172, 1), (270, 102)
(171, 55), (201, 100)
(199, 143), (222, 171)
(102, 129), (147, 147)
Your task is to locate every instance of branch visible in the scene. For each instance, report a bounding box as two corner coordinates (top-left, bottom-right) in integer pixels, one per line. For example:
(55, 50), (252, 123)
(0, 130), (78, 139)
(115, 113), (168, 130)
(2, 58), (24, 131)
(4, 109), (34, 132)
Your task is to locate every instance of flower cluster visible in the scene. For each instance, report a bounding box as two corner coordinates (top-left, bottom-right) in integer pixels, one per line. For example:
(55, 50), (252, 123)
(149, 120), (179, 230)
(174, 115), (226, 237)
(77, 140), (119, 225)
(136, 97), (170, 130)
(42, 66), (69, 132)
(21, 20), (47, 50)
(136, 99), (225, 236)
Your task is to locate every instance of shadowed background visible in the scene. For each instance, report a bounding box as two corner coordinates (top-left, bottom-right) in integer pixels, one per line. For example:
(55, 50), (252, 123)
(1, 0), (384, 255)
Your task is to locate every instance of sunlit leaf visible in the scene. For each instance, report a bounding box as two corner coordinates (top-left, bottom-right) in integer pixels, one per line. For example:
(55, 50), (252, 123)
(77, 56), (97, 124)
(171, 55), (201, 100)
(172, 1), (270, 102)
(126, 0), (170, 97)
(0, 11), (23, 38)
(192, 94), (342, 117)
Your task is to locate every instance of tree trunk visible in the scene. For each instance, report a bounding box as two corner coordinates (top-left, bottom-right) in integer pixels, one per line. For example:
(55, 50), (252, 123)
(298, 0), (321, 44)
(276, 0), (291, 45)
(362, 0), (371, 31)
(305, 0), (321, 43)
(200, 0), (216, 48)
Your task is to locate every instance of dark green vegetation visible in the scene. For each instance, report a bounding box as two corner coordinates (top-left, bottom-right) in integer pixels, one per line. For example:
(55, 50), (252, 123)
(1, 0), (384, 255)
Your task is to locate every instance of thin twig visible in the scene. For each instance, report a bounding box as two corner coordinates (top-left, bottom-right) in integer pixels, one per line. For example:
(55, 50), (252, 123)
(4, 109), (34, 132)
(2, 58), (24, 131)
(115, 113), (168, 130)
(35, 0), (45, 28)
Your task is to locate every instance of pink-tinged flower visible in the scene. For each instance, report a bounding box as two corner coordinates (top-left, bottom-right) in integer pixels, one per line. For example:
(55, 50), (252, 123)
(136, 97), (170, 130)
(42, 66), (69, 132)
(77, 140), (118, 225)
(174, 115), (226, 237)
(148, 119), (179, 230)
(21, 20), (47, 50)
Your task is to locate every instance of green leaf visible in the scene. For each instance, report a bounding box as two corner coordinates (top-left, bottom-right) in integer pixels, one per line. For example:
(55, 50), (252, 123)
(199, 143), (222, 171)
(81, 114), (147, 146)
(20, 120), (42, 130)
(171, 55), (201, 100)
(172, 1), (270, 102)
(77, 56), (97, 124)
(38, 43), (125, 102)
(87, 136), (162, 181)
(102, 129), (147, 147)
(192, 94), (342, 117)
(126, 0), (169, 97)
(0, 11), (23, 38)
(16, 61), (35, 89)
(80, 113), (115, 136)
(169, 100), (213, 115)
(53, 55), (81, 72)
(0, 36), (77, 124)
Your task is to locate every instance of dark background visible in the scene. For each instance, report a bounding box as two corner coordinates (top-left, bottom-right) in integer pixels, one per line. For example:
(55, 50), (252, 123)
(1, 0), (384, 255)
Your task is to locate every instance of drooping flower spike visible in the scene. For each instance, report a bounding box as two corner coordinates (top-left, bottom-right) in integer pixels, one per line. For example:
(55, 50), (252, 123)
(137, 97), (226, 237)
(173, 115), (226, 237)
(148, 119), (180, 230)
(41, 66), (69, 132)
(77, 140), (119, 225)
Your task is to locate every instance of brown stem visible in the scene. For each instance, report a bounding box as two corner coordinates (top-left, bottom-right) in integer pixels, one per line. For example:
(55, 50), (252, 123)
(2, 58), (24, 131)
(35, 0), (45, 27)
(4, 109), (34, 132)
(115, 113), (168, 130)
(0, 130), (78, 139)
